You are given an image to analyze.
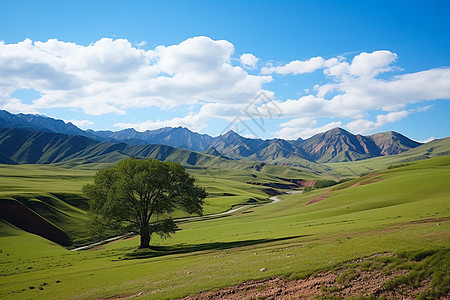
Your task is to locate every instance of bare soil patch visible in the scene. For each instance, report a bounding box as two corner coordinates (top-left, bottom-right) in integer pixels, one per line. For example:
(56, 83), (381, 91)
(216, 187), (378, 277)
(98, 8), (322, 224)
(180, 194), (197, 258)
(181, 254), (441, 300)
(350, 173), (383, 188)
(305, 190), (331, 205)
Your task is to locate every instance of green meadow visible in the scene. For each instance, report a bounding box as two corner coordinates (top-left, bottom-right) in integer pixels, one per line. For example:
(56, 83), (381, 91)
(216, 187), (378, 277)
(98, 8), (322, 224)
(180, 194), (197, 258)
(0, 162), (312, 246)
(1, 155), (449, 299)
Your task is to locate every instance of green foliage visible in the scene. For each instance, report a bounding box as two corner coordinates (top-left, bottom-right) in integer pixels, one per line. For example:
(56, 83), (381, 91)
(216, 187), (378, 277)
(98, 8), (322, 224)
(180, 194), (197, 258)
(82, 158), (207, 248)
(387, 163), (411, 169)
(303, 187), (313, 193)
(384, 248), (449, 299)
(336, 269), (356, 284)
(314, 179), (338, 189)
(313, 178), (351, 189)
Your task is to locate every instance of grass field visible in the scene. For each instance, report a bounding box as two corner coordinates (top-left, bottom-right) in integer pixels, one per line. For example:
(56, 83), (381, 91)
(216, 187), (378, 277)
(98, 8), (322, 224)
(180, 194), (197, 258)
(0, 162), (313, 247)
(1, 155), (449, 299)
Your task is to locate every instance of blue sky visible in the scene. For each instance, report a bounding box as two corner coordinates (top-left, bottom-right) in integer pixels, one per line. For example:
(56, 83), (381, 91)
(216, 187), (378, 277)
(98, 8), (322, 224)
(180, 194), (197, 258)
(1, 0), (449, 141)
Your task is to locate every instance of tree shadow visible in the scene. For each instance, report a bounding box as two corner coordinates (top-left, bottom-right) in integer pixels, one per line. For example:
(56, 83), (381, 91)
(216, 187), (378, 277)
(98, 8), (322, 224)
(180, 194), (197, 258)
(121, 234), (312, 260)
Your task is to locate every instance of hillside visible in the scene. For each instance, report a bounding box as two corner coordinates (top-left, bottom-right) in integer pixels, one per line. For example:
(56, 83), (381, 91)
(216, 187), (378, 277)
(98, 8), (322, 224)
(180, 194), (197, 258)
(0, 127), (223, 167)
(1, 155), (448, 299)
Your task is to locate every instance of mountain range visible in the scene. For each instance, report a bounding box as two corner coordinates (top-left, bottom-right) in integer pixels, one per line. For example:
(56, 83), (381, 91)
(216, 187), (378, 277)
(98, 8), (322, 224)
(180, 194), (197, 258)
(0, 109), (424, 165)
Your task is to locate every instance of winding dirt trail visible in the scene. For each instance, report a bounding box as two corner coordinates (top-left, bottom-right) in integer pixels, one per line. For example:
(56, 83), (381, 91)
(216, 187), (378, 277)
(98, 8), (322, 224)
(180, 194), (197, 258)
(71, 192), (297, 251)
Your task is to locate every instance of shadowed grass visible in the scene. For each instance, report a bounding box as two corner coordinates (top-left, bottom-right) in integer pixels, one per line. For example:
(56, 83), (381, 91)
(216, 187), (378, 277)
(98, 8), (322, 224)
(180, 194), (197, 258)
(123, 235), (310, 260)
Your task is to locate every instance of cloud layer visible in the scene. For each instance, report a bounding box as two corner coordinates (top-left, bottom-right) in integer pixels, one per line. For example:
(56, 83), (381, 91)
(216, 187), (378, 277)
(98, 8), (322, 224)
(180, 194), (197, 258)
(0, 37), (271, 115)
(0, 37), (449, 138)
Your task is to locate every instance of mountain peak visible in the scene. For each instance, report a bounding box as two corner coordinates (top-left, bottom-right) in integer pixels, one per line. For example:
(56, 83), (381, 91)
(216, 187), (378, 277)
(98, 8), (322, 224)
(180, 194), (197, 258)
(368, 131), (422, 155)
(326, 127), (352, 135)
(222, 130), (242, 138)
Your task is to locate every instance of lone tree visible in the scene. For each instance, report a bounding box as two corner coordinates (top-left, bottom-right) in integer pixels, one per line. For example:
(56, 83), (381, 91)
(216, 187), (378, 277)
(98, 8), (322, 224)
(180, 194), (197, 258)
(82, 158), (207, 248)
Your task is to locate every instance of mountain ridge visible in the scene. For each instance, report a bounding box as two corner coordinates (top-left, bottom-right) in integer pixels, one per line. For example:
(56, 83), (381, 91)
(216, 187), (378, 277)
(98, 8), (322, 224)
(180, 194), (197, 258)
(0, 109), (424, 163)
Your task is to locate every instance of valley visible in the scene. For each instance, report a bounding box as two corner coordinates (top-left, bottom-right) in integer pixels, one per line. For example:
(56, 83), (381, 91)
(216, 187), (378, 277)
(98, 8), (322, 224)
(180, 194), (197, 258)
(0, 155), (449, 299)
(0, 111), (449, 299)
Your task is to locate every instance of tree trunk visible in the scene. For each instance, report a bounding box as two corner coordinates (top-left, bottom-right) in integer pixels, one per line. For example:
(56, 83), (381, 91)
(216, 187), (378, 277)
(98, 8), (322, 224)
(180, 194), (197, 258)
(139, 230), (151, 248)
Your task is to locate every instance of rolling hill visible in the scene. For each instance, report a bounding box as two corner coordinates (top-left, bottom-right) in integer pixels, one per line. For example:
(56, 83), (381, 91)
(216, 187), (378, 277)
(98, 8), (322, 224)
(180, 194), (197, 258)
(1, 155), (449, 299)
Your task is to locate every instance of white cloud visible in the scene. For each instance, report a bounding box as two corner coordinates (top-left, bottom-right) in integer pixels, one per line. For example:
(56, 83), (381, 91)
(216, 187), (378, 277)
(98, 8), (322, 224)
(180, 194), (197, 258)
(66, 119), (94, 128)
(275, 65), (450, 121)
(114, 102), (247, 132)
(274, 118), (342, 140)
(261, 57), (338, 75)
(417, 137), (435, 144)
(114, 113), (208, 132)
(240, 53), (259, 69)
(349, 50), (397, 77)
(345, 110), (409, 134)
(324, 50), (397, 78)
(0, 37), (271, 115)
(1, 39), (448, 138)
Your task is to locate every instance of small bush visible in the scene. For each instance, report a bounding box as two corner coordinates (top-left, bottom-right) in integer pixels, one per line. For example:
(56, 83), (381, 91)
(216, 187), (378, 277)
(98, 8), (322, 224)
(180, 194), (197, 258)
(314, 179), (338, 189)
(387, 163), (410, 169)
(398, 249), (437, 261)
(303, 187), (313, 193)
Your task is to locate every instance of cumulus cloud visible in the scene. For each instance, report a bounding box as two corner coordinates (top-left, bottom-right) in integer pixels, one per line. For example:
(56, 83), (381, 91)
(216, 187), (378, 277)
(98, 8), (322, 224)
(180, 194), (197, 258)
(274, 118), (342, 140)
(115, 113), (208, 132)
(345, 111), (409, 134)
(1, 39), (448, 138)
(261, 57), (338, 75)
(114, 102), (247, 132)
(417, 137), (435, 143)
(272, 49), (449, 138)
(325, 50), (397, 78)
(240, 53), (259, 69)
(0, 37), (271, 115)
(274, 62), (450, 121)
(66, 119), (94, 128)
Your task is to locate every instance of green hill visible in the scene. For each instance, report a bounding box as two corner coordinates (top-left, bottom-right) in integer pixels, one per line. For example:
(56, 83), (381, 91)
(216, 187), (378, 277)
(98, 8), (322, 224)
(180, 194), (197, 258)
(0, 155), (448, 299)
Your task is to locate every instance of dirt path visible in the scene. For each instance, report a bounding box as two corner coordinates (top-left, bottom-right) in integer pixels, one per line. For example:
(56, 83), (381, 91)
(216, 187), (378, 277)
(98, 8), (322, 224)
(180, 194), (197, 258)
(72, 194), (290, 251)
(71, 233), (134, 251)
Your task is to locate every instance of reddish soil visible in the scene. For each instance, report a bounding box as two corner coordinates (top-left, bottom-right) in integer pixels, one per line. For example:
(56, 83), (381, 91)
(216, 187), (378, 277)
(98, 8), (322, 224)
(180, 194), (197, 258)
(350, 173), (383, 188)
(181, 254), (438, 300)
(305, 173), (385, 205)
(305, 190), (331, 205)
(297, 180), (317, 188)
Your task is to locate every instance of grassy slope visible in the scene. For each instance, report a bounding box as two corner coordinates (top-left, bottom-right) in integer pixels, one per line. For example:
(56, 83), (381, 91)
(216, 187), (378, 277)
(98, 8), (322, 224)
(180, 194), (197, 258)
(0, 155), (448, 299)
(0, 161), (316, 246)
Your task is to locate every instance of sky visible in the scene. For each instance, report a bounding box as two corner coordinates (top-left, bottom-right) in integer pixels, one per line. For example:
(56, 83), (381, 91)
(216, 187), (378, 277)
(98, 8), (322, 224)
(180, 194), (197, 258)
(1, 0), (449, 141)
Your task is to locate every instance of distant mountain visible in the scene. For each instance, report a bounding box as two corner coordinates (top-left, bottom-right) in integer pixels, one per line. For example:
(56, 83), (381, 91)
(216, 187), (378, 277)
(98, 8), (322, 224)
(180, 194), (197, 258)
(368, 131), (422, 156)
(0, 110), (107, 141)
(92, 127), (214, 151)
(0, 128), (99, 164)
(300, 128), (381, 163)
(0, 110), (425, 164)
(15, 113), (86, 136)
(0, 110), (47, 131)
(0, 127), (233, 167)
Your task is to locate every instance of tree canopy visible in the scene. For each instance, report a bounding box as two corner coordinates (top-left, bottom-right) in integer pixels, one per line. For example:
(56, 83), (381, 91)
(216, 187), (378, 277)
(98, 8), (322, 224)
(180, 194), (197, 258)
(82, 158), (207, 248)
